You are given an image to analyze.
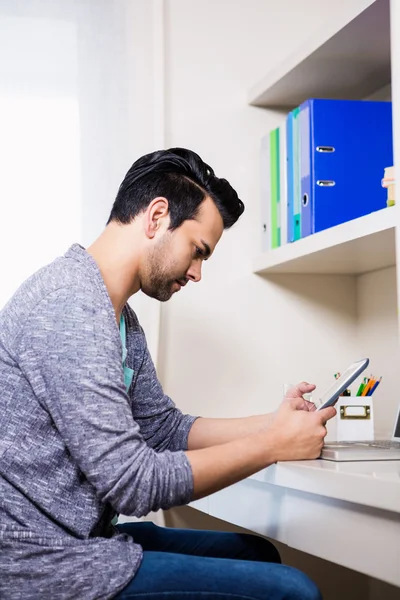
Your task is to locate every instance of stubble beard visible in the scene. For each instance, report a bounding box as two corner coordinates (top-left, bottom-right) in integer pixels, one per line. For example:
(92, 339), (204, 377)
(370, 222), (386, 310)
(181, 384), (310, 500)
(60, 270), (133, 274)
(141, 239), (183, 302)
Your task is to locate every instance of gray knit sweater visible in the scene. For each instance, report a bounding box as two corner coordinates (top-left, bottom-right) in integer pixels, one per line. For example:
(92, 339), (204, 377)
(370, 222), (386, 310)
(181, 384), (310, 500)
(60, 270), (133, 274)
(0, 244), (196, 599)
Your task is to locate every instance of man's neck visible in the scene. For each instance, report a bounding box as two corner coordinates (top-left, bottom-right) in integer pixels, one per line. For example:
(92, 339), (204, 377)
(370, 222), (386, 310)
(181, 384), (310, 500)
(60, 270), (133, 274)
(87, 223), (141, 322)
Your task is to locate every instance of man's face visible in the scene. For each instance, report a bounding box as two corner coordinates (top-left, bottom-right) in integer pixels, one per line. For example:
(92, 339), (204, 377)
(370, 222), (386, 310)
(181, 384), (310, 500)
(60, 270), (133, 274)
(141, 196), (224, 302)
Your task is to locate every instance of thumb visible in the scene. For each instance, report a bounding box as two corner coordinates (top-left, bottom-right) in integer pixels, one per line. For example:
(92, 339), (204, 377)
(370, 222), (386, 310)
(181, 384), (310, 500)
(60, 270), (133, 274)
(317, 406), (337, 423)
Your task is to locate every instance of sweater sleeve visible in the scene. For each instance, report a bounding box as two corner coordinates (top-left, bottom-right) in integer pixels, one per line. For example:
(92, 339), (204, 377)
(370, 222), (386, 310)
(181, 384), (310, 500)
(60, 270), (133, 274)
(16, 286), (194, 518)
(130, 342), (198, 452)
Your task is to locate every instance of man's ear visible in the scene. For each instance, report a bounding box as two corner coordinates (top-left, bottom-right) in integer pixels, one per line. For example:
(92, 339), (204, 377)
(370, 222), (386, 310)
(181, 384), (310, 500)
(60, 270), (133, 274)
(144, 197), (170, 239)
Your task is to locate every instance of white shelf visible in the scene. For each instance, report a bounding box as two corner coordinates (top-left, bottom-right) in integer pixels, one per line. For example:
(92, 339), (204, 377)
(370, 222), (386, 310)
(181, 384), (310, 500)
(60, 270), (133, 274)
(253, 208), (396, 275)
(248, 0), (390, 108)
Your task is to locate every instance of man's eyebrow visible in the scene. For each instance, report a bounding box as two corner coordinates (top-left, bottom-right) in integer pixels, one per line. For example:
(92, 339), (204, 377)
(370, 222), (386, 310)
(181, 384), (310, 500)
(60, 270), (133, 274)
(200, 240), (211, 258)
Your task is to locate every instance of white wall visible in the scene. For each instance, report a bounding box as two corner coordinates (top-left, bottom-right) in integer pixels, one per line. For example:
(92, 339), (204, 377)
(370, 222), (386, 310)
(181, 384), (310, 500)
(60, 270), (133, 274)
(159, 0), (375, 419)
(0, 4), (81, 307)
(0, 0), (161, 356)
(357, 267), (400, 437)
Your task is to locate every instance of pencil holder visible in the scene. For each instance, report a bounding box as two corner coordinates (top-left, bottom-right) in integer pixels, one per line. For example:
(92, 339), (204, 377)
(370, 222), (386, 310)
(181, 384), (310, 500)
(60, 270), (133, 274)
(333, 396), (374, 442)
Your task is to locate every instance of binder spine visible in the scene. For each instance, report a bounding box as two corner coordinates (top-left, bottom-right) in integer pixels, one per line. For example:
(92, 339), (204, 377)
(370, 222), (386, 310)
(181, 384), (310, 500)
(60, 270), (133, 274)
(293, 107), (301, 241)
(300, 101), (312, 238)
(286, 111), (295, 243)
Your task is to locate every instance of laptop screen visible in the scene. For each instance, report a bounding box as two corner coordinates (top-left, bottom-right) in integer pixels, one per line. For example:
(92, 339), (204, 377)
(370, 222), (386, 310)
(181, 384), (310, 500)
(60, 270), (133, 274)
(394, 407), (400, 440)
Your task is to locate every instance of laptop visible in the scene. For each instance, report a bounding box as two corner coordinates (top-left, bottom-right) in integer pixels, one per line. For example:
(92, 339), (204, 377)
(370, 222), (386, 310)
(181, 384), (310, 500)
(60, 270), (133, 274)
(321, 404), (400, 461)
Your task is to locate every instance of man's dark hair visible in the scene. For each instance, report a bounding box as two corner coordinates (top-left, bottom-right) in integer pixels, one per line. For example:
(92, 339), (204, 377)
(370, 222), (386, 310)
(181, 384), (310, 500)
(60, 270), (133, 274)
(107, 147), (244, 229)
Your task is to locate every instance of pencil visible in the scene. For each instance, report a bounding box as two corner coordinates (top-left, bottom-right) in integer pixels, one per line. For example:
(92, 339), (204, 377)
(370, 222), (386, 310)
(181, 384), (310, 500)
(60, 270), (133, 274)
(361, 377), (376, 397)
(368, 377), (382, 396)
(356, 382), (365, 396)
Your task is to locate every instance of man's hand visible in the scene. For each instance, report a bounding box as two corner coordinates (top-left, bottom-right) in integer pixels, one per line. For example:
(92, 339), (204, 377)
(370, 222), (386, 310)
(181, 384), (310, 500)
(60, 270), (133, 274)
(283, 381), (316, 412)
(268, 397), (336, 461)
(187, 395), (336, 499)
(188, 381), (319, 450)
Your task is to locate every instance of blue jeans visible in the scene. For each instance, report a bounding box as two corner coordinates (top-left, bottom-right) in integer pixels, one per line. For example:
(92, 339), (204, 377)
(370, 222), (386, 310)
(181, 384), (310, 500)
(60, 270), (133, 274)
(114, 522), (321, 600)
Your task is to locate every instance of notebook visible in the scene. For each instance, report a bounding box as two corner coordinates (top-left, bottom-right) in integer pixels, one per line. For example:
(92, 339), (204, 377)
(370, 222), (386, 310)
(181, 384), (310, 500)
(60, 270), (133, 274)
(321, 404), (400, 461)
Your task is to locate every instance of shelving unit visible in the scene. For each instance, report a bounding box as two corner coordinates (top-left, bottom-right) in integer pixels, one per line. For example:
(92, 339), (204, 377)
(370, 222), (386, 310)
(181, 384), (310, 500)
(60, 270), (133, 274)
(253, 208), (396, 275)
(249, 0), (400, 437)
(249, 0), (390, 108)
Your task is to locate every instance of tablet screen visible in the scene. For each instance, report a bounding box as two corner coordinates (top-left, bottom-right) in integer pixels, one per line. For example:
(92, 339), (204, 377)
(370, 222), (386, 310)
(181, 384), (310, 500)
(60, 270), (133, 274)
(314, 358), (369, 411)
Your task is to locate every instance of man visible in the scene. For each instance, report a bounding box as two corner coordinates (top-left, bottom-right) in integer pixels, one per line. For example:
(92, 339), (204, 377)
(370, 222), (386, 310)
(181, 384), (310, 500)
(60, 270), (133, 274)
(0, 148), (335, 599)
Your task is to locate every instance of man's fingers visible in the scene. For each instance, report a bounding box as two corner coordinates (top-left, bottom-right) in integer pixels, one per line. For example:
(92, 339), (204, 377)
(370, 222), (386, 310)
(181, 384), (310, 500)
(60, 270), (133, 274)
(304, 400), (316, 412)
(317, 406), (337, 423)
(297, 381), (316, 393)
(287, 382), (316, 398)
(288, 397), (307, 410)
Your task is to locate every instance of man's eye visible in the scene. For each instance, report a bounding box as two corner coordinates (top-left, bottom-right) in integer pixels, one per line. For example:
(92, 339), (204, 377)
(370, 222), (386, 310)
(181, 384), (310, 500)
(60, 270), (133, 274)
(195, 246), (203, 257)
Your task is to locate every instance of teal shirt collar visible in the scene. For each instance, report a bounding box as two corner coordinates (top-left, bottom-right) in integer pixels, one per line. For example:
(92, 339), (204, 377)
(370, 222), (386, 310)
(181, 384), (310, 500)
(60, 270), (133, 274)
(119, 313), (134, 393)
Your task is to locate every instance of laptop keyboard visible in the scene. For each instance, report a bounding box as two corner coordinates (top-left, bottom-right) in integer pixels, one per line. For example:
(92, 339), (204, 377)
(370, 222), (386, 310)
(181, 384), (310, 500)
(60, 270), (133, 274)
(335, 440), (400, 449)
(368, 440), (400, 449)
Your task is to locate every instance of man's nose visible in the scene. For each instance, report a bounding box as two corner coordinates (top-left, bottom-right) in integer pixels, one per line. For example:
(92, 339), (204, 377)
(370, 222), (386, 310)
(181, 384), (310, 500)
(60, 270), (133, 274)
(186, 261), (202, 283)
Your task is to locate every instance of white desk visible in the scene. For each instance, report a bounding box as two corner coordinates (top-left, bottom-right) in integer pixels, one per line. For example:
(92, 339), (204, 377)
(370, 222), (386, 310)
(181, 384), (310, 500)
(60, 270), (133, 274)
(190, 460), (400, 587)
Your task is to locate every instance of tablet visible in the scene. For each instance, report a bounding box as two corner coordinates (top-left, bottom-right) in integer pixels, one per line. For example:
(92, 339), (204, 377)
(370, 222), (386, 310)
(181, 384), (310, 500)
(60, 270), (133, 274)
(314, 358), (370, 411)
